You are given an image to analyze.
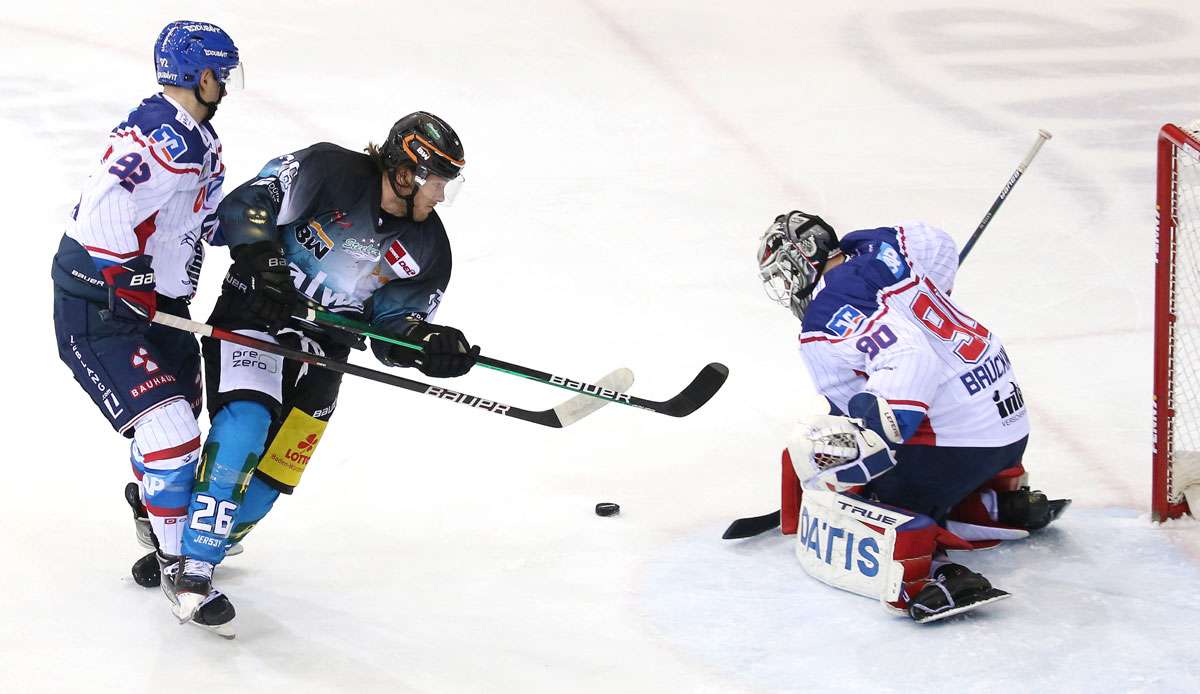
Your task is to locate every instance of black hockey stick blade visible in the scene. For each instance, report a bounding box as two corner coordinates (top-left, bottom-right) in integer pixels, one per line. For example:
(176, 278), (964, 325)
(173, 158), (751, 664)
(649, 362), (730, 417)
(721, 509), (781, 539)
(298, 308), (728, 418)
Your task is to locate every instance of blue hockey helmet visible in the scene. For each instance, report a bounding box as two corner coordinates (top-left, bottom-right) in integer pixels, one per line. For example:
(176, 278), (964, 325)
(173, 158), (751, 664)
(154, 21), (243, 89)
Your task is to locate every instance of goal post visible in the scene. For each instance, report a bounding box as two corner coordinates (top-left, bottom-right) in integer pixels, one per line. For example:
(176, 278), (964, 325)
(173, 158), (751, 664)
(1153, 123), (1200, 521)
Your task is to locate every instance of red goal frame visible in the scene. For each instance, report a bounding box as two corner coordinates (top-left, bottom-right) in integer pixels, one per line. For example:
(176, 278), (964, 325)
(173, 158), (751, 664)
(1153, 123), (1200, 521)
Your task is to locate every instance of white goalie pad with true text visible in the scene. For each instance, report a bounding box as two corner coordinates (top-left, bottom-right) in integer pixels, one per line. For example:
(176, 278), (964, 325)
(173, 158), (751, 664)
(794, 489), (917, 607)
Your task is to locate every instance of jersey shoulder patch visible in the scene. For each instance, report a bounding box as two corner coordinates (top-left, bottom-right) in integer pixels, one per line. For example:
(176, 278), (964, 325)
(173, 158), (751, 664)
(115, 95), (210, 171)
(840, 227), (913, 283)
(802, 263), (886, 337)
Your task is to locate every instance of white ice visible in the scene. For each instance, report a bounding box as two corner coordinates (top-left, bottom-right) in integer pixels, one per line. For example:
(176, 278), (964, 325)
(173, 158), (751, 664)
(2, 1), (1200, 692)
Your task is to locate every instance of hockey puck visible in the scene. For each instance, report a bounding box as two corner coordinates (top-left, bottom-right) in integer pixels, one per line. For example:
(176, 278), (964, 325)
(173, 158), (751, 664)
(595, 502), (620, 517)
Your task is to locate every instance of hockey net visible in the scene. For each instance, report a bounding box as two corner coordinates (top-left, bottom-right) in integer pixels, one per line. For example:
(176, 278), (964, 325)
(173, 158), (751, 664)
(1154, 122), (1200, 521)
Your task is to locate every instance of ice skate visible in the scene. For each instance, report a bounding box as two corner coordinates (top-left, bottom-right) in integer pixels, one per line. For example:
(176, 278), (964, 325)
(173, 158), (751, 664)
(997, 486), (1071, 530)
(908, 563), (1010, 624)
(159, 555), (237, 638)
(124, 482), (155, 551)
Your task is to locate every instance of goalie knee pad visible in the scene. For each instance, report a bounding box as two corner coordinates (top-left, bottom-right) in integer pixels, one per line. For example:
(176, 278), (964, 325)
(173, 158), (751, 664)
(132, 399), (202, 555)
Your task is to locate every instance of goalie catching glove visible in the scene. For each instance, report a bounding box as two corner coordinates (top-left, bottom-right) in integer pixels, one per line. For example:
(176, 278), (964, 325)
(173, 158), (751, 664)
(789, 394), (903, 491)
(372, 318), (479, 378)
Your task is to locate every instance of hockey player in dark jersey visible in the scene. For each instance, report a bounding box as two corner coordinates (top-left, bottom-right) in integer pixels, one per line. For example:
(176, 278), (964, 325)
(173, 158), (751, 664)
(50, 20), (242, 636)
(169, 112), (478, 624)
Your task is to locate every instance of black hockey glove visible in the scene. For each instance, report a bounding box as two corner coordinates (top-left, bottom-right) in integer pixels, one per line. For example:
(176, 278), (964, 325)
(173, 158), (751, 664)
(224, 241), (300, 333)
(373, 320), (480, 378)
(101, 255), (157, 322)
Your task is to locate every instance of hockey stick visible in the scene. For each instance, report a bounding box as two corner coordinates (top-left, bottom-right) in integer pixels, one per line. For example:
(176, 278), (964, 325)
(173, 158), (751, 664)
(721, 510), (781, 540)
(295, 307), (729, 418)
(150, 311), (632, 429)
(958, 129), (1052, 265)
(724, 130), (1053, 539)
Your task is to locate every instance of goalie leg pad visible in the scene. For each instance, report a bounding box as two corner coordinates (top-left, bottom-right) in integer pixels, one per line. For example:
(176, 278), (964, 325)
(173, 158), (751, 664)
(795, 490), (973, 613)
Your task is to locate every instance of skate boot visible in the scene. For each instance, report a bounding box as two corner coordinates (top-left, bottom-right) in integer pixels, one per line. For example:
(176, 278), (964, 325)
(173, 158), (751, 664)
(159, 555), (237, 638)
(124, 482), (155, 550)
(908, 563), (1010, 624)
(172, 557), (215, 622)
(131, 550), (161, 588)
(997, 486), (1071, 530)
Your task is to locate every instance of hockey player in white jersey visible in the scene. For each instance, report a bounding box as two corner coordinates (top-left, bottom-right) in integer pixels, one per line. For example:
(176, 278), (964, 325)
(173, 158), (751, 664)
(754, 211), (1068, 623)
(50, 20), (243, 636)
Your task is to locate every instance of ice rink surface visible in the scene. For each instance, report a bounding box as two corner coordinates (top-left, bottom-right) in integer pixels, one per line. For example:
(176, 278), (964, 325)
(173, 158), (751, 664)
(3, 1), (1200, 692)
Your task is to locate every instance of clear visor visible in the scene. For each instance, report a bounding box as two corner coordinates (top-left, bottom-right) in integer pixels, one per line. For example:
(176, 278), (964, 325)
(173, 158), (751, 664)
(217, 62), (245, 90)
(415, 170), (465, 205)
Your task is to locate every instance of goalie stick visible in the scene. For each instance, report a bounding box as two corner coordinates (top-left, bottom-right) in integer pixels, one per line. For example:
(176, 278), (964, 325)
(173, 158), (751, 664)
(724, 129), (1053, 539)
(295, 307), (729, 418)
(958, 129), (1052, 265)
(150, 311), (632, 429)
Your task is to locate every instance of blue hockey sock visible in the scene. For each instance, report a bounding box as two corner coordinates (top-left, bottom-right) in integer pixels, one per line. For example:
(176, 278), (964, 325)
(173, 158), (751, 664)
(182, 401), (272, 564)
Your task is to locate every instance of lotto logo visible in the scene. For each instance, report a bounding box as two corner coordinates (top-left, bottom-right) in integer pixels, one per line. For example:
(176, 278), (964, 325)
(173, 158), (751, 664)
(285, 434), (319, 465)
(131, 347), (160, 374)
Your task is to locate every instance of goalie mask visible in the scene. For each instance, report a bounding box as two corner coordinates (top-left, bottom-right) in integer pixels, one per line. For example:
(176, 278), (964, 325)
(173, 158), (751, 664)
(757, 211), (840, 319)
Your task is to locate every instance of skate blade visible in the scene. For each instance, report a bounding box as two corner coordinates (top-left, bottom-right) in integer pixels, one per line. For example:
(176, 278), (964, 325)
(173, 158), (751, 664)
(912, 588), (1011, 624)
(190, 616), (237, 639)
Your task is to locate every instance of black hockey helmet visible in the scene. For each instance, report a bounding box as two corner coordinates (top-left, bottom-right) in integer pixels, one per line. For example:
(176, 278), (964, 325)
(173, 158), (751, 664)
(380, 111), (465, 208)
(758, 210), (840, 319)
(382, 112), (465, 179)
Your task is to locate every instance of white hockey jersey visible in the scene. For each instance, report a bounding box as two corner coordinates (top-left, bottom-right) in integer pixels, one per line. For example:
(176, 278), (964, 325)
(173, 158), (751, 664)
(798, 222), (1028, 448)
(60, 93), (225, 299)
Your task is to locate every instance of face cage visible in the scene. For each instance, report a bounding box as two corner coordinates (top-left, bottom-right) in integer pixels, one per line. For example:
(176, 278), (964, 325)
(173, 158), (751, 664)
(759, 234), (819, 320)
